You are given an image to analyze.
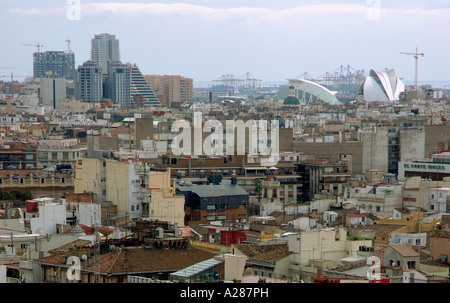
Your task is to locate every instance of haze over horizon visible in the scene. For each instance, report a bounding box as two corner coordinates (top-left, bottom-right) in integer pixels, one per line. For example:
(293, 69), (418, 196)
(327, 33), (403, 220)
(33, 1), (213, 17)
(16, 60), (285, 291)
(1, 0), (449, 87)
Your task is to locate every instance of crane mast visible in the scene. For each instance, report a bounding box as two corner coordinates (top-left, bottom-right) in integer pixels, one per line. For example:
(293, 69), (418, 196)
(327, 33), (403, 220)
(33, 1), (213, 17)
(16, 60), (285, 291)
(401, 47), (424, 92)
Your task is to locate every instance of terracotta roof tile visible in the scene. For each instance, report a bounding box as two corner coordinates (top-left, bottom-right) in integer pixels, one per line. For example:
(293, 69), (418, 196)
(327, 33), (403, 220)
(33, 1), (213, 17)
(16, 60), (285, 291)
(62, 224), (114, 236)
(390, 244), (420, 257)
(83, 247), (216, 275)
(47, 239), (92, 254)
(348, 224), (404, 236)
(234, 243), (291, 263)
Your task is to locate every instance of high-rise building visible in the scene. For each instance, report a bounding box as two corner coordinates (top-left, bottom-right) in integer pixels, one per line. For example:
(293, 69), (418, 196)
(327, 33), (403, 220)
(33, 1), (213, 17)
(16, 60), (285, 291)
(75, 60), (103, 103)
(90, 33), (120, 72)
(40, 76), (66, 109)
(128, 64), (161, 107)
(144, 75), (193, 107)
(107, 61), (131, 108)
(33, 51), (75, 79)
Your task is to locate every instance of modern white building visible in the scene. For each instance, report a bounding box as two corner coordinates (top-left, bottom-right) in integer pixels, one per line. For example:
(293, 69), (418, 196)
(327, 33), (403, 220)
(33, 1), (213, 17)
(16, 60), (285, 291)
(358, 69), (405, 102)
(90, 33), (120, 72)
(29, 198), (67, 236)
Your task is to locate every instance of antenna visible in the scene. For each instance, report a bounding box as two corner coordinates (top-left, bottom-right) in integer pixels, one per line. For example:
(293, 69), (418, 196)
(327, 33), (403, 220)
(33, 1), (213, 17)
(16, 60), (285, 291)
(400, 47), (424, 92)
(65, 38), (71, 54)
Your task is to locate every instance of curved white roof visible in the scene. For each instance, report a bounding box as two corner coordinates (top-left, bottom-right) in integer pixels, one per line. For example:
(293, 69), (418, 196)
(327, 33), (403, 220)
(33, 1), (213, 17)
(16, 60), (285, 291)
(361, 69), (405, 102)
(286, 78), (340, 105)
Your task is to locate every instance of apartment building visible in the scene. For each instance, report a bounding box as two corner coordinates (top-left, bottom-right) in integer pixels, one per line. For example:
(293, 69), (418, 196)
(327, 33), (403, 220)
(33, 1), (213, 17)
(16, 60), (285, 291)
(402, 176), (450, 213)
(39, 77), (66, 109)
(36, 137), (87, 169)
(345, 182), (403, 215)
(175, 172), (249, 226)
(144, 170), (185, 227)
(90, 33), (120, 72)
(107, 61), (131, 108)
(297, 158), (352, 202)
(75, 60), (103, 103)
(33, 51), (75, 79)
(287, 227), (373, 280)
(74, 158), (150, 219)
(144, 75), (193, 107)
(128, 64), (161, 107)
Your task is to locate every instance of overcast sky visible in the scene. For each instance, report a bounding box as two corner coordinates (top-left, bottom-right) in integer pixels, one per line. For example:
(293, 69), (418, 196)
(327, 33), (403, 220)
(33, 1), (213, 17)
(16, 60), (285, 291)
(1, 0), (449, 87)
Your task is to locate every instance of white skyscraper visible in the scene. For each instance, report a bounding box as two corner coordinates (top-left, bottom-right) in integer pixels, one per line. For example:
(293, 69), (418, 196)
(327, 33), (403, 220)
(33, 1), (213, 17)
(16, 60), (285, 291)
(90, 33), (120, 72)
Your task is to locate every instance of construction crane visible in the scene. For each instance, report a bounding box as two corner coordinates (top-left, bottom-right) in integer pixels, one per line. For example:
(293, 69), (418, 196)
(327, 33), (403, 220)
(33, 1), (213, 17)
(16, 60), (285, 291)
(8, 73), (30, 82)
(21, 42), (44, 53)
(401, 47), (424, 91)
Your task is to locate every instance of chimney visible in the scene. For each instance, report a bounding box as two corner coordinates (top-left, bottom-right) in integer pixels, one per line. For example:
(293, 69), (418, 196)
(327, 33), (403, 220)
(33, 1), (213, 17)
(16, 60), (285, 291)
(208, 170), (222, 185)
(317, 268), (323, 278)
(231, 173), (237, 185)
